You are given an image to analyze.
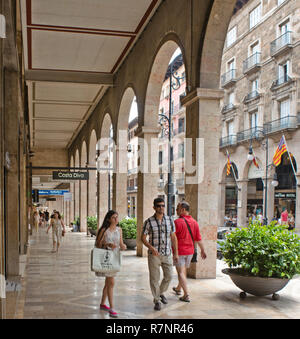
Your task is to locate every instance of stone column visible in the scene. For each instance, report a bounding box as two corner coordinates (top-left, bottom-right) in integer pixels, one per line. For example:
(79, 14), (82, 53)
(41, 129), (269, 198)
(295, 174), (300, 232)
(70, 182), (75, 224)
(218, 182), (226, 227)
(88, 166), (97, 217)
(98, 154), (109, 227)
(80, 179), (88, 232)
(182, 88), (223, 279)
(4, 69), (20, 277)
(136, 127), (160, 257)
(112, 147), (128, 220)
(237, 179), (249, 228)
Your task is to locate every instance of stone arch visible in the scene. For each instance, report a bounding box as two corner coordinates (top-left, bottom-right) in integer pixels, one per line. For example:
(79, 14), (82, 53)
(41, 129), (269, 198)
(143, 36), (186, 129)
(88, 129), (98, 219)
(221, 160), (239, 182)
(80, 141), (88, 232)
(199, 0), (237, 89)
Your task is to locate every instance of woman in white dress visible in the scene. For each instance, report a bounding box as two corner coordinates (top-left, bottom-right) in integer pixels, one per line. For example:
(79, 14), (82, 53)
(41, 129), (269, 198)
(95, 210), (126, 318)
(46, 211), (66, 253)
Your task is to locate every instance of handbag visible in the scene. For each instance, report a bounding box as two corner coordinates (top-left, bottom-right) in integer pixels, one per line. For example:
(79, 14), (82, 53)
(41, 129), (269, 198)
(91, 247), (121, 273)
(182, 217), (198, 263)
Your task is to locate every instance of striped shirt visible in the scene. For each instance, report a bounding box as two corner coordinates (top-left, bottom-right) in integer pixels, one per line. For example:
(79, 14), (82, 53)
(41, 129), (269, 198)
(142, 214), (175, 256)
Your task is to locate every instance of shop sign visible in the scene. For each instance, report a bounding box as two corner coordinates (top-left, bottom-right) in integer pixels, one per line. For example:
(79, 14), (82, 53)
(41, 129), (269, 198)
(275, 192), (296, 199)
(34, 190), (69, 196)
(52, 171), (89, 180)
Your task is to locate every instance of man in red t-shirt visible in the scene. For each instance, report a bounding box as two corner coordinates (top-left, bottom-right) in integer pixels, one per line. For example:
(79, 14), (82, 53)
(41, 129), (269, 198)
(173, 201), (207, 302)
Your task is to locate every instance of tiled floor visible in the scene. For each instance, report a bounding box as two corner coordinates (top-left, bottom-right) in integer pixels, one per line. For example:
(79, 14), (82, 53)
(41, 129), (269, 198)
(14, 228), (300, 319)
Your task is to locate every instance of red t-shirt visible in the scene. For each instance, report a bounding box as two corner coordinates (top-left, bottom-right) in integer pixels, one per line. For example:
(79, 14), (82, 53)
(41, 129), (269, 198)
(281, 210), (288, 222)
(174, 215), (202, 256)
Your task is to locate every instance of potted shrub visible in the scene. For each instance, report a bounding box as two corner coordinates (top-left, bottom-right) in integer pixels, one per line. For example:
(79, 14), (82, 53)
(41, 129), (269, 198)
(219, 221), (300, 300)
(87, 216), (98, 237)
(119, 217), (137, 249)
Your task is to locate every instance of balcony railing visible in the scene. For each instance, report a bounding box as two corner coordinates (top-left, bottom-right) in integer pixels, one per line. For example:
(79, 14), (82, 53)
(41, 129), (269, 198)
(237, 127), (264, 143)
(271, 74), (292, 88)
(270, 31), (292, 56)
(243, 90), (260, 103)
(264, 115), (297, 134)
(221, 103), (235, 113)
(243, 52), (261, 74)
(221, 69), (236, 87)
(219, 135), (237, 148)
(127, 186), (138, 192)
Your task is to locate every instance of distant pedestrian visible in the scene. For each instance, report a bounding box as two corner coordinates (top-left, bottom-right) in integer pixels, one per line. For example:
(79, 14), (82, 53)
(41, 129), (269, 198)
(44, 210), (49, 226)
(172, 202), (207, 302)
(141, 197), (179, 311)
(46, 211), (66, 253)
(33, 211), (39, 232)
(95, 210), (127, 318)
(281, 208), (289, 226)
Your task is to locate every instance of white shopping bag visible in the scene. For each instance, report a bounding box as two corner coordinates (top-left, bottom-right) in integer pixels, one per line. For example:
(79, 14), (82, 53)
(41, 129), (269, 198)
(91, 247), (121, 273)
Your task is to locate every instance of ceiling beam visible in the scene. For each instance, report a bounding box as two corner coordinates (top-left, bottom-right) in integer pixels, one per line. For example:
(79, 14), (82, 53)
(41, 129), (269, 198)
(25, 69), (114, 85)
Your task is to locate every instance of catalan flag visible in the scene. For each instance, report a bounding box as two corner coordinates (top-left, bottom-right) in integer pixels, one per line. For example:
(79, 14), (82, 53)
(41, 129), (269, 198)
(252, 151), (259, 169)
(226, 153), (231, 176)
(273, 136), (287, 167)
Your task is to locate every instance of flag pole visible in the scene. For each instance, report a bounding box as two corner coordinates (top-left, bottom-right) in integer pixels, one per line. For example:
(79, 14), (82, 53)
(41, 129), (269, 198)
(282, 134), (298, 185)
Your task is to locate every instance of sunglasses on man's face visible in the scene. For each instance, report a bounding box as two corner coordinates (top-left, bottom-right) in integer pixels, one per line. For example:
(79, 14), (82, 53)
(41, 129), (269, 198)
(155, 204), (165, 208)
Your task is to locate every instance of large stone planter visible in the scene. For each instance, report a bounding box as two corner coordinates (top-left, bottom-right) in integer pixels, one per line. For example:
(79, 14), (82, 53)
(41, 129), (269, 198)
(124, 239), (136, 250)
(222, 268), (290, 300)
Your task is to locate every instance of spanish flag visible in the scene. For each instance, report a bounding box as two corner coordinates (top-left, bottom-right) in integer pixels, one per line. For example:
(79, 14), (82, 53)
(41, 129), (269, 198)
(226, 153), (231, 176)
(273, 136), (287, 167)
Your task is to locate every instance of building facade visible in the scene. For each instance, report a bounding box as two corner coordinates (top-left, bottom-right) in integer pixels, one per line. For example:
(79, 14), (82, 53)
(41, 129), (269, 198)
(219, 0), (300, 228)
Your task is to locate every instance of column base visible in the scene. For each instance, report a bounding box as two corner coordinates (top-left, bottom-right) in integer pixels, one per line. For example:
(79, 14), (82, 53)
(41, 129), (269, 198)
(187, 226), (217, 279)
(0, 298), (6, 319)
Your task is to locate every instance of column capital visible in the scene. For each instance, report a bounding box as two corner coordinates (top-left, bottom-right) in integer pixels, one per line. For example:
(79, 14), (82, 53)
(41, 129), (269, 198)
(181, 88), (224, 107)
(135, 126), (160, 138)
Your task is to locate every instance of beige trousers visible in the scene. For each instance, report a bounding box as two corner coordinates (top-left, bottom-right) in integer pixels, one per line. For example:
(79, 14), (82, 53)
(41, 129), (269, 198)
(148, 254), (173, 303)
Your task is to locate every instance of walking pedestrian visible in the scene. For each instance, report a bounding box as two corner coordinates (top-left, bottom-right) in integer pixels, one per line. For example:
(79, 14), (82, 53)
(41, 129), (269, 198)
(33, 211), (39, 233)
(172, 202), (207, 302)
(46, 211), (66, 253)
(95, 210), (127, 318)
(141, 197), (179, 311)
(281, 207), (289, 226)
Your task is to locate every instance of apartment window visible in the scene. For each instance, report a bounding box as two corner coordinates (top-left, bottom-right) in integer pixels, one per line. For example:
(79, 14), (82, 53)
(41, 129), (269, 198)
(227, 26), (237, 47)
(251, 78), (259, 92)
(249, 4), (261, 29)
(227, 120), (234, 136)
(280, 99), (290, 119)
(278, 60), (290, 82)
(178, 143), (184, 159)
(279, 19), (290, 36)
(159, 151), (163, 165)
(228, 91), (235, 105)
(178, 118), (185, 133)
(227, 59), (235, 71)
(250, 112), (258, 129)
(250, 41), (260, 55)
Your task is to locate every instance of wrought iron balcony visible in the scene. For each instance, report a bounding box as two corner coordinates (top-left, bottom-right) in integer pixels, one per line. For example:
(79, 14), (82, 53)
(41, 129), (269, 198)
(264, 115), (297, 135)
(243, 90), (260, 103)
(221, 103), (236, 113)
(271, 74), (292, 89)
(127, 186), (138, 192)
(219, 135), (237, 148)
(221, 69), (237, 88)
(243, 52), (261, 74)
(270, 31), (292, 57)
(237, 127), (264, 143)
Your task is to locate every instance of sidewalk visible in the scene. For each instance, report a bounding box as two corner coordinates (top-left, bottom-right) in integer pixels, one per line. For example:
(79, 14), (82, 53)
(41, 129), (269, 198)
(15, 228), (300, 319)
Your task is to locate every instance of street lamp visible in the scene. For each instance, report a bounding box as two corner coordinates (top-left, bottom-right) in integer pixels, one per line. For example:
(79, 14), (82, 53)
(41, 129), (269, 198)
(247, 127), (278, 225)
(158, 54), (185, 217)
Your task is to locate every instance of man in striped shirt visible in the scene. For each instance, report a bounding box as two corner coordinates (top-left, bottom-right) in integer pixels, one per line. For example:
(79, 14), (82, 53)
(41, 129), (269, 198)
(142, 197), (179, 311)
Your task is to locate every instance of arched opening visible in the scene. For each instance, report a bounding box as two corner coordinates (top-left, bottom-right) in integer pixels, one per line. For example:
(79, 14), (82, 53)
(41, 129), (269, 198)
(88, 130), (98, 221)
(80, 141), (88, 233)
(98, 113), (114, 226)
(274, 153), (297, 218)
(116, 87), (138, 220)
(144, 40), (186, 217)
